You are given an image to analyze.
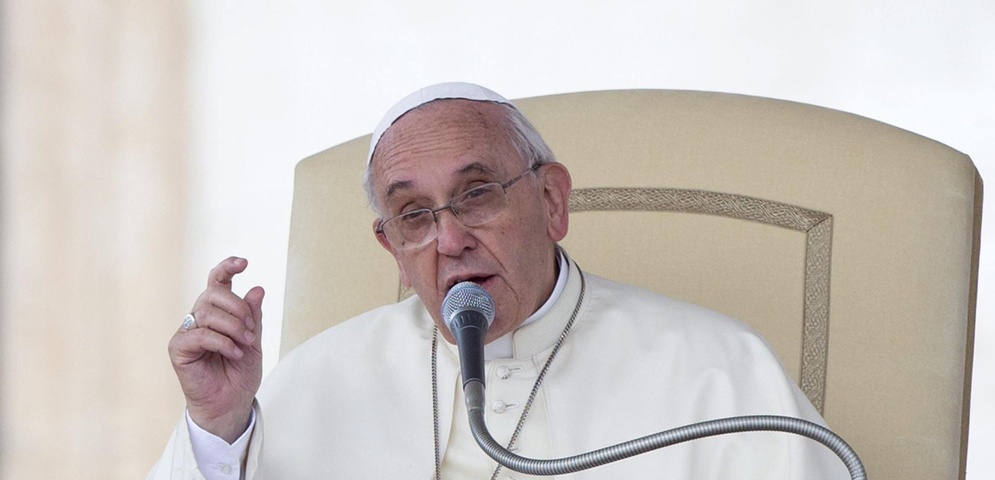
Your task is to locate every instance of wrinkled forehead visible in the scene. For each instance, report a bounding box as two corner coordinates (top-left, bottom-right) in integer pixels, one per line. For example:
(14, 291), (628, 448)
(371, 100), (521, 203)
(367, 82), (513, 165)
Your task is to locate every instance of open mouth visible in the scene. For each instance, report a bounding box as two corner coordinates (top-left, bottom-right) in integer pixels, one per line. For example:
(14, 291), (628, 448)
(449, 275), (494, 290)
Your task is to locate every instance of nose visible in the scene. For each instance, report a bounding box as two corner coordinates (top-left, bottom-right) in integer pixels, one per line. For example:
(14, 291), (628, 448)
(434, 208), (476, 256)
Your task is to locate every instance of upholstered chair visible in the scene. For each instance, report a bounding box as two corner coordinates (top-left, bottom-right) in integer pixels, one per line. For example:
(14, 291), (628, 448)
(281, 90), (982, 480)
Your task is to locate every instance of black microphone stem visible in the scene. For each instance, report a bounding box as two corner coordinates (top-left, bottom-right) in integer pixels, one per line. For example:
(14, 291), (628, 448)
(450, 310), (488, 386)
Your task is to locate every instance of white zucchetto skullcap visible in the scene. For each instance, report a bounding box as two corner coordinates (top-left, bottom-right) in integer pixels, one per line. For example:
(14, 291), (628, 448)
(367, 82), (514, 165)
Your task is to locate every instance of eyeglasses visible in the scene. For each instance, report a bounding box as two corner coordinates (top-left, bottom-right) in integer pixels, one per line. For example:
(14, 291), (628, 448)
(375, 163), (542, 250)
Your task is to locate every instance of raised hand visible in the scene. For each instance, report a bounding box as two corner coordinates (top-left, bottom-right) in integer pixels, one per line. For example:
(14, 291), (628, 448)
(168, 257), (264, 443)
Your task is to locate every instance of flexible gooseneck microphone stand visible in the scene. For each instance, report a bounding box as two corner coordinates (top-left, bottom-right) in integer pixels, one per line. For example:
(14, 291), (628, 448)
(462, 380), (866, 479)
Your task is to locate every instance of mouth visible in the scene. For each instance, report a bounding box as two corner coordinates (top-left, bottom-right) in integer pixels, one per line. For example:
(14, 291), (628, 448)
(446, 274), (495, 292)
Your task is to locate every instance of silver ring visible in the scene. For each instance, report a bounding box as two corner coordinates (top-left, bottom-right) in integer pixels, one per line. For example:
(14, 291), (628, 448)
(181, 313), (197, 330)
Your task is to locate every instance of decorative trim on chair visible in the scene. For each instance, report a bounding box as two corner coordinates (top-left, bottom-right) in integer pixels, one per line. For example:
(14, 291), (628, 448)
(569, 187), (833, 413)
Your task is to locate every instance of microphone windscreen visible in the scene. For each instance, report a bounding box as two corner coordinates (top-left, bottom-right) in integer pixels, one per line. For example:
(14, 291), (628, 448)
(441, 282), (495, 331)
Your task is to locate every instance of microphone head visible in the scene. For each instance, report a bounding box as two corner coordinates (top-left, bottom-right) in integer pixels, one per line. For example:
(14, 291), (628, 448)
(441, 281), (496, 333)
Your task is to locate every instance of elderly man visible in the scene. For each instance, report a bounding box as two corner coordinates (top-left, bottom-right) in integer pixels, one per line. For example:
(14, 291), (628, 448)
(149, 83), (848, 479)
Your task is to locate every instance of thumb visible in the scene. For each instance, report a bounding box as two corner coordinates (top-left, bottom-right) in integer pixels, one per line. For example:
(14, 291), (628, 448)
(245, 286), (265, 334)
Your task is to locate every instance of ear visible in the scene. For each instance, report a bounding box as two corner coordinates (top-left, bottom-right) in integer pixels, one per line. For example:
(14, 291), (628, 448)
(373, 218), (411, 287)
(539, 163), (572, 242)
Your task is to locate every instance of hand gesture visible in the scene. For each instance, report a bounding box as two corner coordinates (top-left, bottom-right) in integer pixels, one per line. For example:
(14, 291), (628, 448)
(168, 257), (263, 443)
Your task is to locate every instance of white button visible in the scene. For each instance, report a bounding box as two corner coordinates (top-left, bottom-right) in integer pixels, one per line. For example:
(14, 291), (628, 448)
(496, 366), (512, 379)
(492, 400), (519, 413)
(220, 464), (232, 475)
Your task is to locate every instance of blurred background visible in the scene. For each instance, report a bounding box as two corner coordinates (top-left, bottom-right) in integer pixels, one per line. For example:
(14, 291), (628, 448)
(1, 1), (991, 478)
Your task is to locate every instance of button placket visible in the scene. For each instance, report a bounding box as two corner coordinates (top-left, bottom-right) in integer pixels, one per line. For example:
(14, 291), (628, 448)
(485, 362), (535, 442)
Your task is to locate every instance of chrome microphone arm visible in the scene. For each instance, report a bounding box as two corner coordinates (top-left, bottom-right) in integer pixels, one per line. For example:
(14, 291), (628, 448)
(462, 380), (867, 479)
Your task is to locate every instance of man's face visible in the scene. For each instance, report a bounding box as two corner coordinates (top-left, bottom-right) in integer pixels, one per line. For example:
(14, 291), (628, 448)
(370, 100), (570, 343)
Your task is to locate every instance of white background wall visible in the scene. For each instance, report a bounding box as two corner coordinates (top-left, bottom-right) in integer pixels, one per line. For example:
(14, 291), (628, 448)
(184, 1), (993, 477)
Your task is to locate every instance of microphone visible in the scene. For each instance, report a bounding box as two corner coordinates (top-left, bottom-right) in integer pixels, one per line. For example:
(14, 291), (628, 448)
(441, 281), (495, 387)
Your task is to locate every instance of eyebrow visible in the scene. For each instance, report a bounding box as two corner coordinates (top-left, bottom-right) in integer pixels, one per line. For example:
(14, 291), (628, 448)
(384, 161), (499, 201)
(454, 162), (497, 178)
(385, 180), (413, 200)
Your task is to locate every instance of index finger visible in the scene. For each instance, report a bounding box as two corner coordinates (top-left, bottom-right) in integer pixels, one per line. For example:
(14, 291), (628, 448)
(208, 256), (248, 289)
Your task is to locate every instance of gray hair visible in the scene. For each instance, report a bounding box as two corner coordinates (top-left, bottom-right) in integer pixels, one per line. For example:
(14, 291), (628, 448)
(363, 101), (556, 216)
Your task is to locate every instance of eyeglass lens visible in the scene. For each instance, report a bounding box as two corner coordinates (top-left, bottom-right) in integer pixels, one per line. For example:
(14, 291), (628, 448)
(385, 183), (508, 249)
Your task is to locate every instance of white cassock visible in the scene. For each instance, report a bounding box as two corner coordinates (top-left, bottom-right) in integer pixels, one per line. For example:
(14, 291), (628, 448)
(148, 254), (850, 479)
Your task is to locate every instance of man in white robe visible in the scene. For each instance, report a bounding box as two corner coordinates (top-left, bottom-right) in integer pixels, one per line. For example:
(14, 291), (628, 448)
(148, 83), (852, 479)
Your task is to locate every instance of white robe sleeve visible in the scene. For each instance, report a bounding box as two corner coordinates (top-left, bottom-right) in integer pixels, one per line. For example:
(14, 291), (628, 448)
(146, 402), (262, 480)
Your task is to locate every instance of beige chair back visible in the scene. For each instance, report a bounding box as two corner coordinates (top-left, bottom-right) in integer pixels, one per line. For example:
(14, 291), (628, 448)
(282, 90), (982, 480)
